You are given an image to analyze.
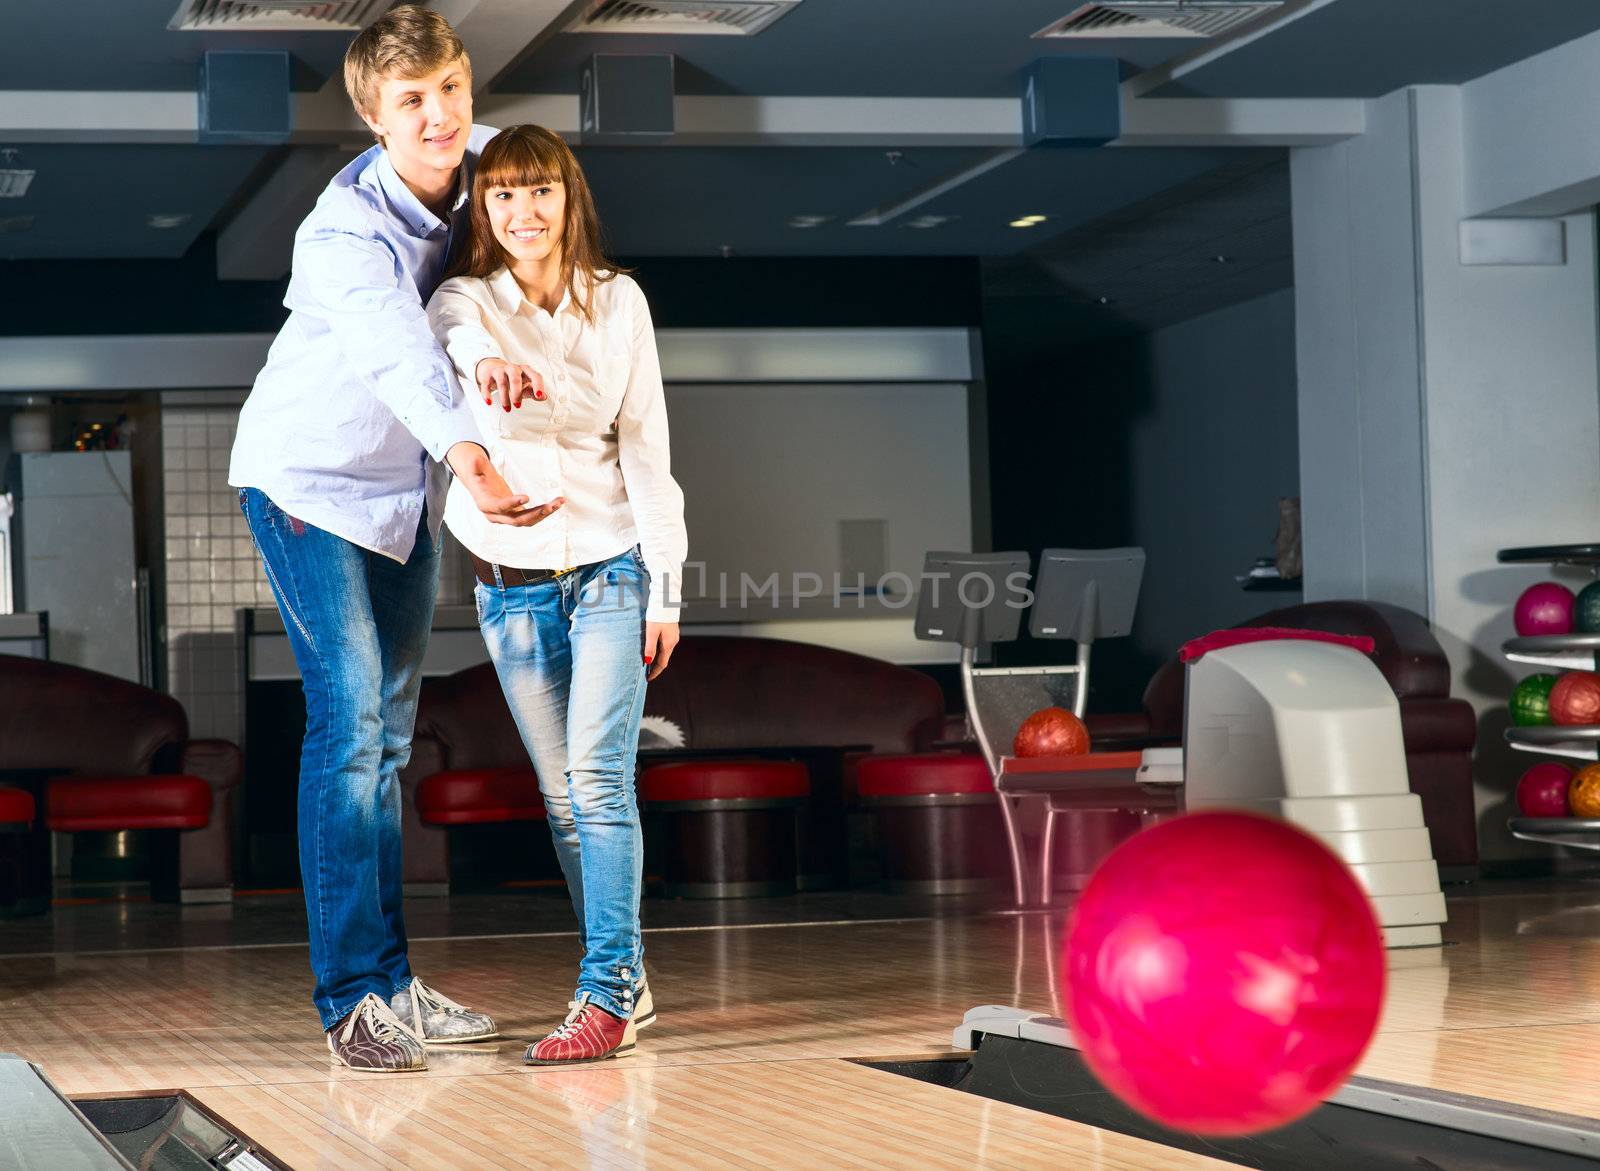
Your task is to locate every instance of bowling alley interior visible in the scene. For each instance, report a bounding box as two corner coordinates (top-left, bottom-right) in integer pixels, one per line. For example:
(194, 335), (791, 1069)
(12, 1), (1600, 1168)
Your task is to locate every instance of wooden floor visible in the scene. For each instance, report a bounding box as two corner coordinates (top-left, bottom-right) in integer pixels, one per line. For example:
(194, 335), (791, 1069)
(4, 883), (1600, 1168)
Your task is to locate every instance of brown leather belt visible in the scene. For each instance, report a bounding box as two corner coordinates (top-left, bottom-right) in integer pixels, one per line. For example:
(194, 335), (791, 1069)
(470, 552), (577, 588)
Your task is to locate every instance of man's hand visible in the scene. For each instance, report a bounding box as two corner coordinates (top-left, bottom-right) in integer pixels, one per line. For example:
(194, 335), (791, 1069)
(475, 357), (545, 413)
(445, 442), (563, 527)
(643, 621), (679, 681)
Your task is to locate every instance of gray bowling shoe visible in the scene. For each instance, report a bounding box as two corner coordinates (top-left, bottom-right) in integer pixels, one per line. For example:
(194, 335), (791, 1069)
(390, 978), (500, 1045)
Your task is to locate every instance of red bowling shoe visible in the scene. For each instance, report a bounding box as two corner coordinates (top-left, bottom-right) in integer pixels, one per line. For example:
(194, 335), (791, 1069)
(525, 993), (635, 1066)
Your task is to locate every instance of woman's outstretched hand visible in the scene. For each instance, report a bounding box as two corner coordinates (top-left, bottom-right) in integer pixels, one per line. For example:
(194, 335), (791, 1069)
(475, 357), (546, 412)
(445, 442), (564, 527)
(643, 621), (679, 681)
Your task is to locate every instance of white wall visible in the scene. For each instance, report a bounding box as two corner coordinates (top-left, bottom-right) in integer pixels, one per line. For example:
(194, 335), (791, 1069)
(1292, 85), (1600, 863)
(664, 381), (972, 599)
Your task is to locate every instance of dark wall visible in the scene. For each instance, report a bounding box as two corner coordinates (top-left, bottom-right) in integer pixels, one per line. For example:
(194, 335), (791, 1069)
(0, 237), (981, 336)
(980, 288), (1300, 710)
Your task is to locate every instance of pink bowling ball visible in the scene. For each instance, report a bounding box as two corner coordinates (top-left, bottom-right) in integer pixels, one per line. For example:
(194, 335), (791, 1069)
(1516, 762), (1574, 817)
(1514, 582), (1575, 636)
(1063, 811), (1386, 1136)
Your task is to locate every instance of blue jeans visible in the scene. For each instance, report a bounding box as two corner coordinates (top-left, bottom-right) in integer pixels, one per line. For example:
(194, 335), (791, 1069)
(240, 487), (436, 1029)
(476, 547), (649, 1020)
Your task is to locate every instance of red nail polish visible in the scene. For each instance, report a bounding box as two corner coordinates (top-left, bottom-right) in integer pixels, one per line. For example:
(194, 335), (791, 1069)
(643, 656), (653, 664)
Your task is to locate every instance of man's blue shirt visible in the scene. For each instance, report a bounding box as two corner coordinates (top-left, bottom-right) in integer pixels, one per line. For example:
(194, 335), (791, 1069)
(229, 125), (498, 561)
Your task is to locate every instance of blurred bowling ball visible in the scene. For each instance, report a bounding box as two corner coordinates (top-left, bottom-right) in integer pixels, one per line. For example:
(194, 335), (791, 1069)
(1013, 706), (1090, 757)
(1578, 582), (1600, 634)
(1514, 583), (1575, 636)
(1551, 671), (1600, 726)
(1063, 811), (1385, 1137)
(1510, 674), (1559, 726)
(1516, 762), (1573, 817)
(1570, 764), (1600, 818)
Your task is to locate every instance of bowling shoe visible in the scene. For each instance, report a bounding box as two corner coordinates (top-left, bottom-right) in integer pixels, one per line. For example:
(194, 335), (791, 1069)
(326, 993), (427, 1073)
(525, 992), (636, 1066)
(390, 978), (499, 1045)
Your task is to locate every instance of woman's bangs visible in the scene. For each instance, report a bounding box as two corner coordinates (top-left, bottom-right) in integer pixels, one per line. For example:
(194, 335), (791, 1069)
(478, 133), (564, 192)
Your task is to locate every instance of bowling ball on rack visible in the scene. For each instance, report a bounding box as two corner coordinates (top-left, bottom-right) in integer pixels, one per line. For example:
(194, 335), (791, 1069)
(1516, 762), (1573, 817)
(1551, 671), (1600, 726)
(1577, 583), (1600, 634)
(1570, 764), (1600, 818)
(1514, 582), (1575, 636)
(1012, 706), (1090, 758)
(1510, 674), (1559, 726)
(1063, 811), (1385, 1137)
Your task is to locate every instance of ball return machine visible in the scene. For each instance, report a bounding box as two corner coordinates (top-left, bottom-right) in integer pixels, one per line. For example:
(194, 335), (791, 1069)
(916, 550), (1447, 947)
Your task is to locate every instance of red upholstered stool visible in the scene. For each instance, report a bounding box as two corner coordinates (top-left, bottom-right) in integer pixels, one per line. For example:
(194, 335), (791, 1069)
(641, 760), (809, 898)
(0, 786), (33, 828)
(47, 775), (211, 902)
(417, 769), (548, 826)
(0, 785), (45, 918)
(857, 753), (1004, 895)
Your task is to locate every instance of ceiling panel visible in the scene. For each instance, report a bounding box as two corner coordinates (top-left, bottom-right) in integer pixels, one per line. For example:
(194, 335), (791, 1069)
(4, 0), (351, 90)
(1152, 0), (1600, 98)
(0, 144), (272, 260)
(501, 0), (1190, 96)
(575, 144), (1259, 257)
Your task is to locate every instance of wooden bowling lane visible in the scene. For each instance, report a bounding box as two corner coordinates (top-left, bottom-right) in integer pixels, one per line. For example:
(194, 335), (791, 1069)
(9, 884), (1600, 1166)
(187, 1059), (1238, 1170)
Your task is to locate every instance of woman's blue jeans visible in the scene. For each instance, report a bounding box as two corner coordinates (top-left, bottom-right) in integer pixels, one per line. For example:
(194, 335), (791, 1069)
(475, 547), (649, 1021)
(240, 487), (435, 1029)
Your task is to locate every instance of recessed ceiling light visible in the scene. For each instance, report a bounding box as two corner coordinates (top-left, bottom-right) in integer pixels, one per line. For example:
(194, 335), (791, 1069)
(1213, 254), (1230, 263)
(902, 214), (956, 229)
(1009, 219), (1038, 228)
(1019, 214), (1047, 224)
(788, 214), (832, 229)
(1097, 296), (1115, 305)
(147, 213), (192, 229)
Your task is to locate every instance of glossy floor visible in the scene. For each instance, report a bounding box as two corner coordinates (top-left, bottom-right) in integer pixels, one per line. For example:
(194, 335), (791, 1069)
(3, 880), (1599, 1168)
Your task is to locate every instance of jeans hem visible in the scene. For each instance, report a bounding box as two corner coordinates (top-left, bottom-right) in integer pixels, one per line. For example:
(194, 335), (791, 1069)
(577, 986), (631, 1022)
(319, 986), (391, 1032)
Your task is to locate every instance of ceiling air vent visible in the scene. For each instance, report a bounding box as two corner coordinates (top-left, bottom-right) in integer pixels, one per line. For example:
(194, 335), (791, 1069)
(568, 0), (803, 36)
(169, 0), (388, 33)
(0, 170), (35, 199)
(1036, 2), (1283, 39)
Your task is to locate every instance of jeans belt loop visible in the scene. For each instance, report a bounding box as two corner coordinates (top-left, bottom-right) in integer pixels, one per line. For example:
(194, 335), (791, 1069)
(492, 561), (505, 590)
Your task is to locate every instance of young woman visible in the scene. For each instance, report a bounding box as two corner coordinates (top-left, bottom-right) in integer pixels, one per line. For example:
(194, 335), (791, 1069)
(427, 124), (686, 1066)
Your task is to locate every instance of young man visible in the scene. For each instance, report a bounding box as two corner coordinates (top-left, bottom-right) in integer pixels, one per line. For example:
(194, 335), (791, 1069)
(229, 5), (556, 1072)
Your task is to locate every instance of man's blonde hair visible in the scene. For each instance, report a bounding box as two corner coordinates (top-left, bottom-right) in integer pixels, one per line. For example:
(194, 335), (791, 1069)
(344, 4), (469, 132)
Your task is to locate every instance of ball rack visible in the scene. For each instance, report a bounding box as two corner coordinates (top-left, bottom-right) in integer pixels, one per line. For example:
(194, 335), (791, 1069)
(1499, 543), (1600, 851)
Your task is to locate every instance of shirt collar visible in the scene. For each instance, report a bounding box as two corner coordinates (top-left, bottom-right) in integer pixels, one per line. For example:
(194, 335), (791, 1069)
(375, 150), (469, 238)
(487, 265), (574, 319)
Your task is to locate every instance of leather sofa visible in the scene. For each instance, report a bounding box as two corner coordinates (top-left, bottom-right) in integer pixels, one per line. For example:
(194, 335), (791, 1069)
(399, 635), (948, 889)
(0, 654), (241, 900)
(1083, 601), (1480, 874)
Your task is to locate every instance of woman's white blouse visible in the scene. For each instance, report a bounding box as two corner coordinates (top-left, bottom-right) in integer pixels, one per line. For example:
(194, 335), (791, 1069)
(428, 266), (687, 622)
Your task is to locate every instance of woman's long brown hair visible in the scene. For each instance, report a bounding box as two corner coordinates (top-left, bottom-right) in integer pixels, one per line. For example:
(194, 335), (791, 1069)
(446, 124), (626, 324)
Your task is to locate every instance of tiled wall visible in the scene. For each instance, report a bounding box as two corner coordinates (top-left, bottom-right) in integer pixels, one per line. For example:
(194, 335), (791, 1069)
(160, 396), (474, 744)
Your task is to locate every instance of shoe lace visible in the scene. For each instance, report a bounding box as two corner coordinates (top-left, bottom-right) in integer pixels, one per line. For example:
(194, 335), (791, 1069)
(410, 980), (468, 1015)
(549, 993), (594, 1041)
(341, 994), (410, 1046)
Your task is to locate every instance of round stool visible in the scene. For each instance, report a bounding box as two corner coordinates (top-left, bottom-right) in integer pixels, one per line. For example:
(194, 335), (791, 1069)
(857, 754), (1003, 895)
(417, 769), (548, 826)
(642, 760), (809, 898)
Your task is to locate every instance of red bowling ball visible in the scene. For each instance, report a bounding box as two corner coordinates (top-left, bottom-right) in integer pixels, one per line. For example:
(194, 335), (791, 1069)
(1063, 811), (1386, 1137)
(1513, 582), (1575, 636)
(1516, 762), (1574, 817)
(1550, 671), (1600, 727)
(1012, 706), (1090, 758)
